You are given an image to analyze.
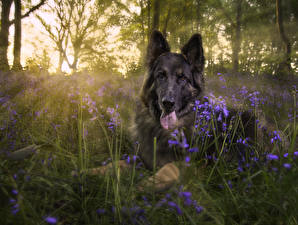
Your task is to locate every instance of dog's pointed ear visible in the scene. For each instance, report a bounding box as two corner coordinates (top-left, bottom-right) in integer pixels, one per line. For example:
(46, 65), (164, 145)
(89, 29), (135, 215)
(181, 34), (205, 89)
(181, 33), (205, 73)
(146, 30), (170, 68)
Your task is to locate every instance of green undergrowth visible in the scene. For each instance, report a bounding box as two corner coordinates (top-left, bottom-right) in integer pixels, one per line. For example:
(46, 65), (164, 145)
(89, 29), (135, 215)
(0, 71), (297, 225)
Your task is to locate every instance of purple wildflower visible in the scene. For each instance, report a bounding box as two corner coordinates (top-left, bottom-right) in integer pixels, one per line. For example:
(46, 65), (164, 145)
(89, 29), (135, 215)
(11, 208), (19, 215)
(266, 154), (279, 161)
(9, 198), (16, 204)
(45, 216), (58, 224)
(168, 201), (183, 215)
(223, 107), (229, 117)
(179, 191), (192, 199)
(184, 198), (192, 206)
(185, 156), (191, 163)
(270, 131), (282, 144)
(107, 107), (115, 115)
(227, 180), (232, 189)
(283, 163), (291, 169)
(156, 198), (167, 207)
(168, 139), (179, 146)
(96, 208), (105, 215)
(188, 147), (198, 153)
(180, 137), (189, 148)
(195, 206), (203, 214)
(237, 166), (243, 173)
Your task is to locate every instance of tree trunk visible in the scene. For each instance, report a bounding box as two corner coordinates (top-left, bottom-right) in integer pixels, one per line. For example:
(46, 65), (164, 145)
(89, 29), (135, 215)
(57, 51), (63, 73)
(162, 5), (171, 38)
(140, 0), (145, 44)
(232, 0), (242, 73)
(12, 0), (22, 71)
(147, 0), (151, 40)
(276, 0), (292, 74)
(152, 0), (160, 31)
(0, 0), (13, 71)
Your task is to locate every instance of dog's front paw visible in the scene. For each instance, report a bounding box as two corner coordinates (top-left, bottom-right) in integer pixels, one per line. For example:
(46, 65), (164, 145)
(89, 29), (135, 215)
(138, 162), (180, 192)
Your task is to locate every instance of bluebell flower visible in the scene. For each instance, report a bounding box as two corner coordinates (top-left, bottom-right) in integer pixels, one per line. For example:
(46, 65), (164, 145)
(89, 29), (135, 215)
(179, 191), (192, 199)
(96, 208), (105, 215)
(168, 139), (179, 146)
(195, 206), (203, 214)
(180, 137), (189, 148)
(266, 154), (279, 161)
(283, 163), (291, 169)
(223, 107), (229, 117)
(156, 198), (167, 207)
(270, 131), (282, 144)
(11, 208), (19, 215)
(9, 198), (16, 204)
(45, 216), (58, 224)
(185, 156), (190, 163)
(168, 201), (183, 215)
(227, 180), (232, 189)
(237, 166), (243, 173)
(184, 198), (192, 206)
(188, 147), (198, 153)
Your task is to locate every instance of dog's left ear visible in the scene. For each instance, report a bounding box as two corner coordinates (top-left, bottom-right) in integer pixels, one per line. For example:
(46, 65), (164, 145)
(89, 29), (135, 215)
(146, 30), (170, 68)
(181, 34), (205, 89)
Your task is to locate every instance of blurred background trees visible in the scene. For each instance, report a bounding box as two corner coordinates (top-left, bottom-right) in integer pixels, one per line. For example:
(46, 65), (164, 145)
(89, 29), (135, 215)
(0, 0), (297, 77)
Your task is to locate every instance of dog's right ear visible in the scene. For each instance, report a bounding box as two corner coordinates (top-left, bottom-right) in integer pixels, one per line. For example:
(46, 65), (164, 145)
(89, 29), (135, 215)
(141, 31), (170, 107)
(146, 30), (170, 68)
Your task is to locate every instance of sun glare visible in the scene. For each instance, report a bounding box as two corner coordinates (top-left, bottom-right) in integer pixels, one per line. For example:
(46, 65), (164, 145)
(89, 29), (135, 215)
(61, 61), (71, 74)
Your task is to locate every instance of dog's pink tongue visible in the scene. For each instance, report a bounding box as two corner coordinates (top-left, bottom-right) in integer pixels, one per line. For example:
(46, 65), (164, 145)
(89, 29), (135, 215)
(160, 111), (177, 130)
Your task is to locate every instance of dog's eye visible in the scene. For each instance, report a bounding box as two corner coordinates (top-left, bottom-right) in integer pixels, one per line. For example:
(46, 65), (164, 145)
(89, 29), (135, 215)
(157, 72), (166, 81)
(178, 74), (188, 83)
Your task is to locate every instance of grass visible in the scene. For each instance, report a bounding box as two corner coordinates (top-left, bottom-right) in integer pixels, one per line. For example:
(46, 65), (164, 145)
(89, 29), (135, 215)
(0, 70), (297, 225)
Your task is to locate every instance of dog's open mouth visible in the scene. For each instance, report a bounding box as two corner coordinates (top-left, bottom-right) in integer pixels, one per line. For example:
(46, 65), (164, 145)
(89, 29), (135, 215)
(160, 111), (178, 130)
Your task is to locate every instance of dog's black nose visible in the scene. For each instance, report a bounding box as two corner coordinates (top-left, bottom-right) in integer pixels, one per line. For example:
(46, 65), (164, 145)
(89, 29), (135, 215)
(162, 97), (175, 112)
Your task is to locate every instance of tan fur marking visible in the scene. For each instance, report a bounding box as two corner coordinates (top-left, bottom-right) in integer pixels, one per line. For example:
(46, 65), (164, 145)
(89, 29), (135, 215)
(138, 162), (180, 192)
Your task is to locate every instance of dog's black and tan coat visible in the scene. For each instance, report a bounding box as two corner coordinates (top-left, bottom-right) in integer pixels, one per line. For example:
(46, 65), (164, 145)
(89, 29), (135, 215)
(85, 31), (286, 192)
(132, 30), (205, 170)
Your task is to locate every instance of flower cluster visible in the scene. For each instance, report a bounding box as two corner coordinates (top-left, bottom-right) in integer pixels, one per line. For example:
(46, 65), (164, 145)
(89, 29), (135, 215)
(106, 105), (121, 131)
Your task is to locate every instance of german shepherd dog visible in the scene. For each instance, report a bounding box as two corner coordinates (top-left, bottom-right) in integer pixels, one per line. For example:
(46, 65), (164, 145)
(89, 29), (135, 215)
(133, 31), (205, 169)
(131, 31), (270, 191)
(86, 31), (284, 192)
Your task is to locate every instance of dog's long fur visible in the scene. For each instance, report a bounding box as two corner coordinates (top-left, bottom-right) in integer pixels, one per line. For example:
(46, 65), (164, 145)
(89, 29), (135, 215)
(132, 31), (268, 171)
(132, 31), (207, 170)
(85, 31), (286, 192)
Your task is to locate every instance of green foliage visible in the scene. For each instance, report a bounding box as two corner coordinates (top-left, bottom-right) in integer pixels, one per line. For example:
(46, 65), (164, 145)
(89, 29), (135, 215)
(0, 71), (297, 224)
(25, 50), (51, 75)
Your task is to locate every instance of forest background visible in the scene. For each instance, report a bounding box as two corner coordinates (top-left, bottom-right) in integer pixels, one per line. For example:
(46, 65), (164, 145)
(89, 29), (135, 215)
(1, 0), (297, 77)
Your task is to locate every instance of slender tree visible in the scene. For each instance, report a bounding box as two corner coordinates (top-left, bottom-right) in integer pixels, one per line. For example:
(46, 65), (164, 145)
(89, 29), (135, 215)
(12, 0), (22, 70)
(37, 0), (74, 73)
(276, 0), (292, 74)
(152, 0), (160, 31)
(0, 0), (45, 71)
(232, 0), (242, 73)
(162, 4), (172, 38)
(0, 0), (13, 70)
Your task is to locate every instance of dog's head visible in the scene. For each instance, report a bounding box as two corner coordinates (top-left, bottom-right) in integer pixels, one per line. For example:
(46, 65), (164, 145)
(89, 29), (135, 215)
(141, 31), (205, 130)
